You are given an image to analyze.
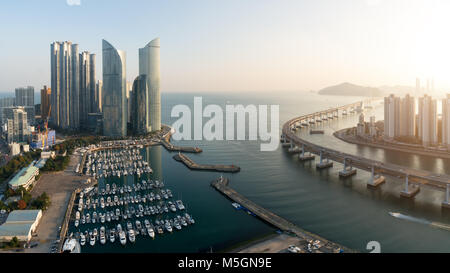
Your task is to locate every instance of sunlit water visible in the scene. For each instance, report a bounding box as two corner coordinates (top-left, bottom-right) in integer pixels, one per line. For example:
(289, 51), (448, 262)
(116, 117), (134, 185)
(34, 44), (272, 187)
(71, 91), (450, 253)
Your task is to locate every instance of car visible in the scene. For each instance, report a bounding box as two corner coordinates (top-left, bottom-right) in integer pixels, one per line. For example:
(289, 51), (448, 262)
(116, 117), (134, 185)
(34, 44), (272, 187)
(287, 245), (301, 253)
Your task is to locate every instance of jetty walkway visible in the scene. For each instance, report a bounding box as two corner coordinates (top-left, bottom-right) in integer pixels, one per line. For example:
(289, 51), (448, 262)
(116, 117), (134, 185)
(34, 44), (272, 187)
(211, 177), (353, 253)
(174, 153), (240, 173)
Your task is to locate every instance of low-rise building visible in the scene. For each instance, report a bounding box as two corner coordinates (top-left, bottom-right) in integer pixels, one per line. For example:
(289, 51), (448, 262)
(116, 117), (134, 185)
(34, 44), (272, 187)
(8, 163), (39, 190)
(0, 210), (42, 242)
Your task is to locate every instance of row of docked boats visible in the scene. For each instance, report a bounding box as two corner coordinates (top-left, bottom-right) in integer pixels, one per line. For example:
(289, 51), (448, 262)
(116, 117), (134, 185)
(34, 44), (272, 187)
(78, 214), (195, 247)
(84, 148), (152, 178)
(75, 199), (186, 227)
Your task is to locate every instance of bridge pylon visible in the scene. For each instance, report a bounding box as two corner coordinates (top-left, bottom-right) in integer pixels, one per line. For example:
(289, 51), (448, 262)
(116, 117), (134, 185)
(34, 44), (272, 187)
(367, 165), (385, 188)
(316, 150), (333, 169)
(299, 144), (315, 161)
(400, 174), (420, 198)
(339, 158), (357, 177)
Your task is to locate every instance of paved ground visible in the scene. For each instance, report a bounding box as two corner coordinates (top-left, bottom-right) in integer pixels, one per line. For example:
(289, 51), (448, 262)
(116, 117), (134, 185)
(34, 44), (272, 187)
(238, 234), (303, 253)
(25, 153), (87, 253)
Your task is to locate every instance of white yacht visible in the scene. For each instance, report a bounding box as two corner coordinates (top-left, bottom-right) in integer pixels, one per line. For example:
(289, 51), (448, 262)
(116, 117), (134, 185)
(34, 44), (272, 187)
(100, 227), (106, 245)
(128, 229), (136, 243)
(62, 238), (81, 253)
(109, 229), (116, 243)
(80, 234), (86, 246)
(89, 234), (96, 246)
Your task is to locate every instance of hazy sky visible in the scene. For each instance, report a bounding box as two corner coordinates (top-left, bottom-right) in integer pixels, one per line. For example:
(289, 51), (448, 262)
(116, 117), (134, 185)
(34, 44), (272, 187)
(1, 0), (450, 93)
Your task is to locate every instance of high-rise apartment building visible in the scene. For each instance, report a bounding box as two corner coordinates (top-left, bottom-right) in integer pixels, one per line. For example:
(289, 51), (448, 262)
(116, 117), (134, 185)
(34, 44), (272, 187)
(131, 75), (149, 135)
(102, 39), (127, 137)
(399, 94), (415, 137)
(79, 51), (96, 128)
(40, 85), (51, 120)
(418, 95), (438, 146)
(50, 41), (80, 129)
(139, 38), (161, 132)
(442, 94), (450, 150)
(384, 94), (400, 140)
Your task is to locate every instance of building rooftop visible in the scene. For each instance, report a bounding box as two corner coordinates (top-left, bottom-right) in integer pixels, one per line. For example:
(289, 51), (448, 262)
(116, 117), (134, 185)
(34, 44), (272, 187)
(5, 210), (41, 224)
(8, 164), (39, 188)
(0, 223), (33, 237)
(34, 158), (47, 169)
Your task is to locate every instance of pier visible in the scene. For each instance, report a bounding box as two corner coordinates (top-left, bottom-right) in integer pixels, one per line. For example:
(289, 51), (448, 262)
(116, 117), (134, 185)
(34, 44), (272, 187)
(282, 101), (450, 205)
(160, 125), (203, 153)
(174, 153), (240, 173)
(211, 177), (353, 253)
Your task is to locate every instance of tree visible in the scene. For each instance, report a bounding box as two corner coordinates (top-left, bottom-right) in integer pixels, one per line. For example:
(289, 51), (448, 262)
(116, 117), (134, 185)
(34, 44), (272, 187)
(17, 200), (27, 210)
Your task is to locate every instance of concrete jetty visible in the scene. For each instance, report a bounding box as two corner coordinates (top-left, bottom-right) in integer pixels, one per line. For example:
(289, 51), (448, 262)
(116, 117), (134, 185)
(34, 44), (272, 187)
(174, 153), (241, 173)
(211, 177), (354, 253)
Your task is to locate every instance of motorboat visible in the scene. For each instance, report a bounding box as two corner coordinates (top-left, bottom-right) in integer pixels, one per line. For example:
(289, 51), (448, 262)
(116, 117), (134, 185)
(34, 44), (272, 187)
(62, 238), (81, 253)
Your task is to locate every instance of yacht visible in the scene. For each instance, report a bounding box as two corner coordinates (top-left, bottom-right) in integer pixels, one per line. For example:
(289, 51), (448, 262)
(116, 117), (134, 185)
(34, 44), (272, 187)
(128, 229), (136, 243)
(100, 227), (106, 245)
(80, 234), (86, 246)
(109, 229), (116, 243)
(176, 200), (185, 210)
(127, 221), (133, 231)
(119, 230), (126, 245)
(62, 238), (81, 253)
(165, 221), (173, 233)
(75, 211), (80, 220)
(89, 234), (96, 246)
(74, 219), (79, 227)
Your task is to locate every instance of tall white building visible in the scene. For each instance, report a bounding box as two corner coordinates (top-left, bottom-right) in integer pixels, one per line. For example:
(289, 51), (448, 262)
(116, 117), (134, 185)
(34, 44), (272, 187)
(399, 94), (415, 137)
(139, 38), (161, 132)
(50, 41), (80, 129)
(442, 94), (450, 149)
(384, 94), (400, 140)
(418, 95), (438, 146)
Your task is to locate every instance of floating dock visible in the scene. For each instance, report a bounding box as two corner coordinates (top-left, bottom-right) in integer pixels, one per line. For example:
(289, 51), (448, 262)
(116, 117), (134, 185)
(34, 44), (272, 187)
(174, 153), (241, 173)
(211, 177), (354, 253)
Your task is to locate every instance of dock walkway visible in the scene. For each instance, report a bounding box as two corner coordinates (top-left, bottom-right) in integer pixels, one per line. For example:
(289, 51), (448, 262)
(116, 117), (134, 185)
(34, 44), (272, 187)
(174, 153), (240, 173)
(211, 177), (354, 253)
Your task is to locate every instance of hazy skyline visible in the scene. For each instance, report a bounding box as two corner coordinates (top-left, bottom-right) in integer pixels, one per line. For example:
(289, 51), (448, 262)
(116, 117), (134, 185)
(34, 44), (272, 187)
(1, 0), (450, 93)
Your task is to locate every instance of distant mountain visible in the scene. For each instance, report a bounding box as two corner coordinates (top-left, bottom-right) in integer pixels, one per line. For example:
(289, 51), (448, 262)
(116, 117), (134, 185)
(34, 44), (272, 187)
(318, 82), (383, 97)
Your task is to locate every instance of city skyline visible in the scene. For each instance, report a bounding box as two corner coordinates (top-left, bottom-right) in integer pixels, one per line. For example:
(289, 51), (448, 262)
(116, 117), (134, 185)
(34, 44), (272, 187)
(2, 0), (450, 93)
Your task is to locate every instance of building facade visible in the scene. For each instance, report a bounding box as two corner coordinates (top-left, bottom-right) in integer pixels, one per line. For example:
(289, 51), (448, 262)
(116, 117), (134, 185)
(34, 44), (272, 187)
(399, 94), (415, 137)
(79, 52), (96, 128)
(4, 107), (30, 144)
(418, 95), (438, 146)
(442, 94), (450, 150)
(102, 40), (127, 137)
(139, 38), (161, 132)
(131, 75), (149, 135)
(15, 86), (35, 125)
(50, 41), (80, 130)
(384, 94), (400, 140)
(40, 85), (51, 120)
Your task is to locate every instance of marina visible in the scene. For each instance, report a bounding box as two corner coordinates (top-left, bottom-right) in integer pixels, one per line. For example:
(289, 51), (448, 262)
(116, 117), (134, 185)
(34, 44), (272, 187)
(69, 179), (195, 248)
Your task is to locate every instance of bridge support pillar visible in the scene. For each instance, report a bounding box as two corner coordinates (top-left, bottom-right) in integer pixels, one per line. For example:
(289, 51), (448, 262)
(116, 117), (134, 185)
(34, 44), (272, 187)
(316, 150), (333, 169)
(400, 175), (420, 198)
(442, 184), (450, 209)
(299, 144), (315, 161)
(339, 159), (357, 177)
(367, 165), (385, 188)
(289, 144), (301, 154)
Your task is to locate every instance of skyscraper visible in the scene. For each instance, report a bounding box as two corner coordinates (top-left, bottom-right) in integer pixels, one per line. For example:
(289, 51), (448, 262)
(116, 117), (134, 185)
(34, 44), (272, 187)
(418, 95), (438, 147)
(95, 80), (103, 113)
(399, 94), (415, 138)
(79, 51), (96, 128)
(15, 86), (35, 125)
(384, 94), (400, 140)
(40, 85), (51, 120)
(5, 107), (30, 144)
(131, 75), (149, 135)
(139, 38), (161, 132)
(15, 86), (34, 107)
(102, 39), (127, 137)
(442, 95), (450, 150)
(50, 41), (80, 130)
